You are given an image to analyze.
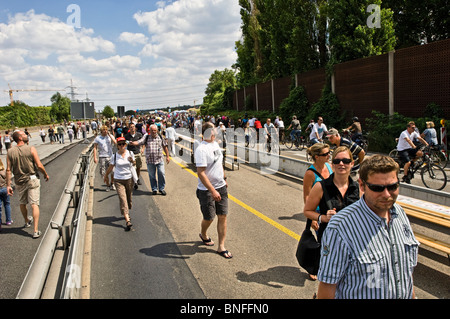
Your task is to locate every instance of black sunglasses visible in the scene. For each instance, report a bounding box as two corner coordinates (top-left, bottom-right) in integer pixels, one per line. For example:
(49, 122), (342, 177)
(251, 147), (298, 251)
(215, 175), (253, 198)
(332, 158), (352, 164)
(363, 180), (400, 192)
(118, 143), (126, 146)
(317, 151), (330, 157)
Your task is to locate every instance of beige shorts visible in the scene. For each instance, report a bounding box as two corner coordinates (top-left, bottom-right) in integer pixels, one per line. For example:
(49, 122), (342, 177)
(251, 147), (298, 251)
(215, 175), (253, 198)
(17, 178), (41, 206)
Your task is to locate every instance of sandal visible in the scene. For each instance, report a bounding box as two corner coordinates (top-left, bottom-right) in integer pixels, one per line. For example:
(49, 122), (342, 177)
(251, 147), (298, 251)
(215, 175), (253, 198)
(126, 221), (133, 231)
(199, 233), (214, 246)
(217, 250), (233, 259)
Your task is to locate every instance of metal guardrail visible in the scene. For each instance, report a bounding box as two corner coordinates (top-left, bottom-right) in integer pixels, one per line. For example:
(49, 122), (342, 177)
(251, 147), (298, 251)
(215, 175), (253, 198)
(16, 143), (95, 299)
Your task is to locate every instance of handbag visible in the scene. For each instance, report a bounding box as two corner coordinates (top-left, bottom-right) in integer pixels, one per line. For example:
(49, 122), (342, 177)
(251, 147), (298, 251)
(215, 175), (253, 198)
(296, 174), (333, 275)
(128, 151), (138, 184)
(296, 219), (321, 275)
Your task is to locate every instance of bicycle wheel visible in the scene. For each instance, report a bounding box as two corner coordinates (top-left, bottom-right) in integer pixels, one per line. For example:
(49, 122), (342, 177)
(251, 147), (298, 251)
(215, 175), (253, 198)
(431, 150), (448, 168)
(420, 163), (447, 190)
(298, 137), (306, 151)
(285, 135), (294, 149)
(249, 136), (256, 148)
(388, 149), (399, 165)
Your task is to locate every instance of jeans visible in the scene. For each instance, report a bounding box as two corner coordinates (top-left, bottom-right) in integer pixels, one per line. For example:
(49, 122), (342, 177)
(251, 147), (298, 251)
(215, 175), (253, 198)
(147, 162), (166, 191)
(0, 187), (12, 223)
(290, 129), (301, 140)
(58, 133), (64, 143)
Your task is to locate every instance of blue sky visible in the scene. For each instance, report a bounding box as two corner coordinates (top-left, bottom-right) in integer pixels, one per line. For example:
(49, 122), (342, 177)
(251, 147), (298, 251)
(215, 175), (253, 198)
(0, 0), (241, 111)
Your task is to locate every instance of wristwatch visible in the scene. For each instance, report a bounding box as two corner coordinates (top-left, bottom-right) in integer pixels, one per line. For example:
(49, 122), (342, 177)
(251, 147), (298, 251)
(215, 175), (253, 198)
(317, 214), (322, 224)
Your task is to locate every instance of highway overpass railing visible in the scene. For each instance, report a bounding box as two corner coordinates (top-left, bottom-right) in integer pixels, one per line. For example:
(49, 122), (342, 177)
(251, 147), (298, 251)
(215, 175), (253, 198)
(16, 143), (95, 299)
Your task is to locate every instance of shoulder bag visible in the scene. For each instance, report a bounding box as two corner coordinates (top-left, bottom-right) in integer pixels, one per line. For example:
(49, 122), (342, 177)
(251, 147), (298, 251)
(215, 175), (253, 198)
(296, 174), (333, 275)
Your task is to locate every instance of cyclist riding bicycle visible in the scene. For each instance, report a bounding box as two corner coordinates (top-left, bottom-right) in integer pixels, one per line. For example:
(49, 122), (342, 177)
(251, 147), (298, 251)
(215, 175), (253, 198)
(264, 118), (276, 144)
(287, 116), (301, 141)
(397, 121), (429, 183)
(344, 116), (363, 146)
(309, 116), (328, 145)
(327, 128), (365, 171)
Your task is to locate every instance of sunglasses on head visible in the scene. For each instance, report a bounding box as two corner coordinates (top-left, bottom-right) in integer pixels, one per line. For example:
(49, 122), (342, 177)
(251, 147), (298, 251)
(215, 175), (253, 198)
(332, 158), (352, 164)
(363, 180), (400, 192)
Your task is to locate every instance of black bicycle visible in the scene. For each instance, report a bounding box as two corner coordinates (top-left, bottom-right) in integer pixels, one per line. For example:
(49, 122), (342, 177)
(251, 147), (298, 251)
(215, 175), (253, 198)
(284, 130), (306, 151)
(389, 146), (447, 190)
(264, 133), (280, 155)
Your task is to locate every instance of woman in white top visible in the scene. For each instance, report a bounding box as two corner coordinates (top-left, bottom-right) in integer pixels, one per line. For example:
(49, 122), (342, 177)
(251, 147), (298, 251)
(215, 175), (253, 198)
(104, 137), (136, 230)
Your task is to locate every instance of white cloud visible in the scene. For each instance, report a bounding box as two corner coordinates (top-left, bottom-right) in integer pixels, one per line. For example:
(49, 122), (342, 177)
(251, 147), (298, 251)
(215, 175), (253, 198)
(118, 32), (148, 45)
(58, 54), (142, 76)
(0, 2), (242, 109)
(0, 10), (115, 60)
(134, 0), (241, 69)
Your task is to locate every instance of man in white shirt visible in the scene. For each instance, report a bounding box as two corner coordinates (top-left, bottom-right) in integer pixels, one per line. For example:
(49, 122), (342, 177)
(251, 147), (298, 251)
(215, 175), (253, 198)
(309, 117), (328, 144)
(94, 125), (117, 191)
(194, 122), (232, 259)
(396, 121), (428, 183)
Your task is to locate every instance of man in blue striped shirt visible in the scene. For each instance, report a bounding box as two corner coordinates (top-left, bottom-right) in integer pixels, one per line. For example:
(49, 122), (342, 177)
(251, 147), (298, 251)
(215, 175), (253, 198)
(317, 154), (419, 299)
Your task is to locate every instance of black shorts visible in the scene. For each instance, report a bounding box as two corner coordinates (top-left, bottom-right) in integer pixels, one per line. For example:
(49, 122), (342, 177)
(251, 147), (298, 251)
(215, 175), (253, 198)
(196, 186), (228, 221)
(398, 148), (419, 163)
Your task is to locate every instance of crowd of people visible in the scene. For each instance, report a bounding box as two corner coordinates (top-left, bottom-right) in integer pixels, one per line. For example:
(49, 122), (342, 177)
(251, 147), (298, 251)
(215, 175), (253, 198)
(0, 109), (444, 299)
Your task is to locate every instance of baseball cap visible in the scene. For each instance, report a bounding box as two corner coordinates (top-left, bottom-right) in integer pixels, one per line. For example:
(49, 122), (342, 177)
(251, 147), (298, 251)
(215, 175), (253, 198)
(326, 128), (339, 137)
(117, 137), (126, 143)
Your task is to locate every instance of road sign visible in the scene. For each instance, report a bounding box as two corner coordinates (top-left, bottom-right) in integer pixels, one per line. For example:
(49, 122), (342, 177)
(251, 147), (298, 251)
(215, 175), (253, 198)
(70, 102), (95, 119)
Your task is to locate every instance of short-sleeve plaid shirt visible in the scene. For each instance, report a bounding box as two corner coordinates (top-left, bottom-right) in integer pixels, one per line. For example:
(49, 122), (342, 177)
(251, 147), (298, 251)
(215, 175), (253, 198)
(137, 133), (167, 164)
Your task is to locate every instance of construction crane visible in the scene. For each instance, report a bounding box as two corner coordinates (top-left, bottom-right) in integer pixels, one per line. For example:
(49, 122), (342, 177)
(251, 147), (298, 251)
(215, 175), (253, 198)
(4, 84), (65, 106)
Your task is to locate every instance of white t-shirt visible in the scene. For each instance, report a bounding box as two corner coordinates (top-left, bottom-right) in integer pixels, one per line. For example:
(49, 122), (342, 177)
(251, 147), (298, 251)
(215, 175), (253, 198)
(94, 135), (113, 158)
(397, 130), (419, 151)
(194, 140), (225, 191)
(165, 127), (177, 140)
(110, 150), (135, 180)
(309, 123), (328, 140)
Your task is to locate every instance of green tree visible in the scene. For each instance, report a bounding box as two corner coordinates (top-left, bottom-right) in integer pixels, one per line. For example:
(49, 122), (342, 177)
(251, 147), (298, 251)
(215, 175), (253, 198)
(235, 0), (324, 87)
(383, 0), (449, 49)
(50, 92), (71, 122)
(102, 105), (115, 118)
(202, 69), (237, 114)
(305, 85), (343, 130)
(279, 85), (309, 125)
(328, 0), (396, 64)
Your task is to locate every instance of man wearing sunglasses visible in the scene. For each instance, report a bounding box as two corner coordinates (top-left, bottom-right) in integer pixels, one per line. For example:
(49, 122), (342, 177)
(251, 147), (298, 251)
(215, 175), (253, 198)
(317, 154), (419, 299)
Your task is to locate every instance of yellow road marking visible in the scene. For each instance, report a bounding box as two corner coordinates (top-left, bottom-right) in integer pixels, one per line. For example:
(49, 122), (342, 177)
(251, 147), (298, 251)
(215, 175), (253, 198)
(171, 157), (300, 241)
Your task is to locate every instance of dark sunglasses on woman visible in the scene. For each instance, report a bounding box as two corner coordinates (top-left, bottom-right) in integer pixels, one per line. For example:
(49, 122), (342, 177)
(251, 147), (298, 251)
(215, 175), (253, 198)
(332, 158), (352, 165)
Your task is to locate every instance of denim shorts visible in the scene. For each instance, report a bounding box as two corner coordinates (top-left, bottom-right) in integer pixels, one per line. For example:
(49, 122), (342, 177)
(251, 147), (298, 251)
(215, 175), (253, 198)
(196, 186), (228, 221)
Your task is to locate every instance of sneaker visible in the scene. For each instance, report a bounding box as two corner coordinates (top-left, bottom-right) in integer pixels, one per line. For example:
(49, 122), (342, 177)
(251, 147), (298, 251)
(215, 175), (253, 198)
(33, 231), (42, 239)
(6, 220), (13, 225)
(106, 185), (110, 192)
(159, 190), (167, 196)
(137, 179), (142, 185)
(110, 184), (116, 191)
(402, 175), (411, 184)
(25, 216), (33, 228)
